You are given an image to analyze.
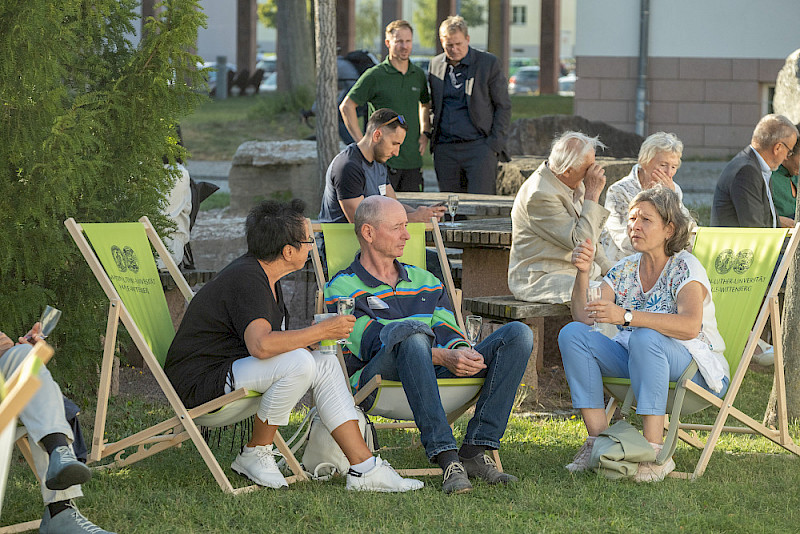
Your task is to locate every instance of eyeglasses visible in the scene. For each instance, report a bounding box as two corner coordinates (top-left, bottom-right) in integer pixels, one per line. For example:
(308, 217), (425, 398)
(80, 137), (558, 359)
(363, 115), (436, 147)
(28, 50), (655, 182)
(779, 141), (795, 157)
(378, 114), (407, 130)
(297, 238), (315, 245)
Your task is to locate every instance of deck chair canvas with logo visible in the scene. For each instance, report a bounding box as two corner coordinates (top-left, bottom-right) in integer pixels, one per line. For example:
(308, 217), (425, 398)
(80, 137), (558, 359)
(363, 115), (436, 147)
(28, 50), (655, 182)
(309, 219), (502, 476)
(603, 226), (800, 480)
(64, 217), (307, 495)
(0, 341), (54, 534)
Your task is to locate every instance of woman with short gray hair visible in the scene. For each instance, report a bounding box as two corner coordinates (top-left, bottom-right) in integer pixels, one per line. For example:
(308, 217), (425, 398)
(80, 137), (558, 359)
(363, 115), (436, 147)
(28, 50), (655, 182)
(559, 186), (729, 482)
(600, 132), (695, 263)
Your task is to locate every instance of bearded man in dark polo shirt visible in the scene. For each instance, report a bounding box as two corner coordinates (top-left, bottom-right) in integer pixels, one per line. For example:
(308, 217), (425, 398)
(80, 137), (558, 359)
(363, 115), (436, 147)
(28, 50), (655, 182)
(319, 108), (445, 224)
(339, 20), (431, 192)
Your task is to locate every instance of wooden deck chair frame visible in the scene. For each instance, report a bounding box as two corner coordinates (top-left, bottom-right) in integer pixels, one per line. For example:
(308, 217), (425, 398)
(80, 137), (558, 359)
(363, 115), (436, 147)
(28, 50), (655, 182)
(308, 218), (502, 476)
(64, 217), (308, 496)
(602, 224), (800, 480)
(0, 341), (54, 534)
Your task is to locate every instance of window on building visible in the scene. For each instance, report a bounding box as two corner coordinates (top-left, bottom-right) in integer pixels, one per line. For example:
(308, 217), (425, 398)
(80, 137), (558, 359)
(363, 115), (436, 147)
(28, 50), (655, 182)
(761, 84), (776, 115)
(512, 6), (527, 25)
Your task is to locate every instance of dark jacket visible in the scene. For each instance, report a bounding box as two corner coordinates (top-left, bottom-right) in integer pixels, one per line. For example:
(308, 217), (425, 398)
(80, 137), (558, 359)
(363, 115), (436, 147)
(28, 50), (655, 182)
(711, 146), (775, 227)
(428, 47), (512, 162)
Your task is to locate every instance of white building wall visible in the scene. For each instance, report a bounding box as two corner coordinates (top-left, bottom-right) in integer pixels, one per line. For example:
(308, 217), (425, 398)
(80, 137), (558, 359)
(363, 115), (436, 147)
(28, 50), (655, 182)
(197, 1), (237, 64)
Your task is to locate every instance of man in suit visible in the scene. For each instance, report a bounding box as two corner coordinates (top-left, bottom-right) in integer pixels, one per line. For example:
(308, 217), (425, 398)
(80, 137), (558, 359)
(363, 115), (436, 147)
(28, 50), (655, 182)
(711, 114), (798, 228)
(428, 15), (511, 195)
(508, 131), (613, 304)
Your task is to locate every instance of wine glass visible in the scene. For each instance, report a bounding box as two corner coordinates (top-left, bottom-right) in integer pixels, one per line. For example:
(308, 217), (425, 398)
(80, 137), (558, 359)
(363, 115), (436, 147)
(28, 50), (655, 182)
(26, 305), (62, 342)
(336, 297), (355, 344)
(447, 194), (459, 223)
(465, 315), (482, 347)
(586, 282), (602, 332)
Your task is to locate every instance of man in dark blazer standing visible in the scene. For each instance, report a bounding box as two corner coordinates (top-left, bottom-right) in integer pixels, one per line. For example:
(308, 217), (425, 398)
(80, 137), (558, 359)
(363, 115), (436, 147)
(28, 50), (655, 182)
(711, 114), (798, 228)
(428, 15), (511, 195)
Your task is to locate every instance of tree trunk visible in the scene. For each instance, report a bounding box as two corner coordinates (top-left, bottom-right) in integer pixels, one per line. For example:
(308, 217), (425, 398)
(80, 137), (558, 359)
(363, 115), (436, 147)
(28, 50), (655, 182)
(276, 0), (315, 92)
(315, 0), (339, 196)
(765, 200), (800, 426)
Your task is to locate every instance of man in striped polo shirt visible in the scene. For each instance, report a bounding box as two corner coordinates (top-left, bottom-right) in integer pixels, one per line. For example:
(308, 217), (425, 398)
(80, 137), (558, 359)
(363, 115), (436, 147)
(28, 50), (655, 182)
(324, 195), (532, 494)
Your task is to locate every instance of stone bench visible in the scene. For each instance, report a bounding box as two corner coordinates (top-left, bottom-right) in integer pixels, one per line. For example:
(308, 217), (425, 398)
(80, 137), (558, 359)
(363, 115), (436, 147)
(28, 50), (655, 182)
(463, 295), (572, 400)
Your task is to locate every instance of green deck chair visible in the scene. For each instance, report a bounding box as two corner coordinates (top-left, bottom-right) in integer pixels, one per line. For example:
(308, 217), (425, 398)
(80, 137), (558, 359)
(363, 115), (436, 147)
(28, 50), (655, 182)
(310, 219), (499, 476)
(65, 217), (308, 495)
(0, 341), (53, 533)
(602, 225), (800, 480)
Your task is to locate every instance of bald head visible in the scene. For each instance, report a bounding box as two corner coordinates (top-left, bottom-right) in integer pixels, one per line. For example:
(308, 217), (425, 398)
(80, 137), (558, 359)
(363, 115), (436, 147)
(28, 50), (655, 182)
(354, 196), (404, 242)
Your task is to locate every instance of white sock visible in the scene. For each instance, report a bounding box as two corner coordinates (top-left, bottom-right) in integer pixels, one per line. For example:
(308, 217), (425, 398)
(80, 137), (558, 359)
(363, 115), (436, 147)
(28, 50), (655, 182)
(350, 456), (377, 474)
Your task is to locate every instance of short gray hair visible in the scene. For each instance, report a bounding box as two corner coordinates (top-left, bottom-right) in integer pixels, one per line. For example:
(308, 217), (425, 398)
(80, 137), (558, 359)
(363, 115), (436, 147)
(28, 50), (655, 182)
(354, 196), (385, 242)
(548, 131), (606, 175)
(638, 132), (683, 167)
(439, 15), (468, 38)
(629, 185), (690, 256)
(751, 114), (798, 150)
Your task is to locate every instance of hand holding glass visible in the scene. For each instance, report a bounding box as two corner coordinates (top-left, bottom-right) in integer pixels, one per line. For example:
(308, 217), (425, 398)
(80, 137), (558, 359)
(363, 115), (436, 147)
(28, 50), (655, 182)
(25, 305), (62, 342)
(586, 284), (602, 332)
(336, 297), (355, 344)
(447, 194), (459, 223)
(465, 315), (482, 347)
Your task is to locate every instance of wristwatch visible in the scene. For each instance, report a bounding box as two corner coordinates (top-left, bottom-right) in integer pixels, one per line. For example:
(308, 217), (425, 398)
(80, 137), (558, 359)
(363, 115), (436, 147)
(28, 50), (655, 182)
(423, 131), (432, 139)
(623, 309), (633, 327)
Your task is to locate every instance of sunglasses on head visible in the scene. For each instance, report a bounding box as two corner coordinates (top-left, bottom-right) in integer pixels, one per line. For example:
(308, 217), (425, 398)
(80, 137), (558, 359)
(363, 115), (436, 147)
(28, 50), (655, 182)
(379, 114), (407, 129)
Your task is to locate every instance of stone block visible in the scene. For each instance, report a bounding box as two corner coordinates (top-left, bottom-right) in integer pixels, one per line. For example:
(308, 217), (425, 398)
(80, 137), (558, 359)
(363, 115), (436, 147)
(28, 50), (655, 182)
(229, 140), (320, 216)
(732, 58), (759, 80)
(600, 78), (636, 101)
(650, 123), (704, 147)
(704, 125), (754, 148)
(649, 57), (679, 80)
(647, 102), (678, 124)
(730, 103), (761, 127)
(679, 58), (732, 80)
(705, 81), (759, 103)
(677, 103), (730, 125)
(575, 77), (599, 99)
(575, 56), (632, 79)
(650, 80), (705, 102)
(759, 58), (785, 82)
(773, 49), (800, 124)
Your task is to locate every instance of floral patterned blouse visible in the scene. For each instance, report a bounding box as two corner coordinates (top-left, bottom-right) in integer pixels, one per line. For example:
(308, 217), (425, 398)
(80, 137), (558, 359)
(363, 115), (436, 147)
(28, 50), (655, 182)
(603, 250), (729, 393)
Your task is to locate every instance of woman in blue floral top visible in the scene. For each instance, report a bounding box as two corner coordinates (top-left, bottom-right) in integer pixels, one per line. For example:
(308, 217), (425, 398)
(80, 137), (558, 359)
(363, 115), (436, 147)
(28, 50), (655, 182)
(558, 186), (729, 482)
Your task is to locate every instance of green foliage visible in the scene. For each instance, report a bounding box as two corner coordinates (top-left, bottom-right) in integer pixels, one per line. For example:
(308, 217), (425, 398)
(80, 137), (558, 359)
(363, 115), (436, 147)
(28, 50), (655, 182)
(413, 0), (486, 49)
(257, 0), (277, 28)
(355, 0), (381, 53)
(0, 0), (206, 400)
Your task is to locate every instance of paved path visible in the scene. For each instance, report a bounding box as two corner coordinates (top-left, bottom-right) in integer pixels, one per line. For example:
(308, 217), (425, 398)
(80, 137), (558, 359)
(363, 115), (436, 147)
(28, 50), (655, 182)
(187, 159), (727, 206)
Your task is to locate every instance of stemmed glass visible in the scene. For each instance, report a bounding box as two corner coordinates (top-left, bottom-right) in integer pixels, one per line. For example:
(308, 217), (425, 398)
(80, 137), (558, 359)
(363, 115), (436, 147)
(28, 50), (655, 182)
(447, 194), (459, 224)
(465, 315), (482, 347)
(586, 282), (603, 332)
(26, 305), (62, 342)
(336, 297), (355, 344)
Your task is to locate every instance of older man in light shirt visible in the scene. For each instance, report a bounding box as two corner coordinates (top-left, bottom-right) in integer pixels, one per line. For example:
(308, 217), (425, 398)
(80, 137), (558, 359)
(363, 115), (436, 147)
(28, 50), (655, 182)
(508, 131), (613, 304)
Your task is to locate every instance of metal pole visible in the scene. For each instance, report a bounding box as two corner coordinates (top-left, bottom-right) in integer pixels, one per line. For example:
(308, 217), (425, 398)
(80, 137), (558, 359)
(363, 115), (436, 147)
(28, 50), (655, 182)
(634, 0), (650, 136)
(215, 56), (228, 100)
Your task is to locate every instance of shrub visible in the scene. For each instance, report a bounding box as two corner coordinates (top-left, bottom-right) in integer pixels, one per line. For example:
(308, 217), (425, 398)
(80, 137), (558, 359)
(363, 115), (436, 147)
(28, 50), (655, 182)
(0, 0), (206, 400)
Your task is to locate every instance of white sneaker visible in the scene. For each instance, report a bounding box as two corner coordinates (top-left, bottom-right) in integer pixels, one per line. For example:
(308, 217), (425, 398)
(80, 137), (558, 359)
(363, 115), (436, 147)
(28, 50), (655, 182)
(231, 444), (288, 488)
(753, 340), (775, 366)
(345, 456), (424, 493)
(633, 442), (675, 483)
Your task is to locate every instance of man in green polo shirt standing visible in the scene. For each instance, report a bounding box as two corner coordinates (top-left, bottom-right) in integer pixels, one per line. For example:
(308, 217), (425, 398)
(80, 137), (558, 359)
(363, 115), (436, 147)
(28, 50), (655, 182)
(339, 20), (431, 192)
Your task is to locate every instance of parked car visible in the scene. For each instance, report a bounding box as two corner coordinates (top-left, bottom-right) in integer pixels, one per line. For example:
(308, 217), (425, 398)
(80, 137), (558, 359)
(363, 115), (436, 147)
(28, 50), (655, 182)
(508, 66), (540, 95)
(558, 73), (577, 96)
(508, 57), (533, 77)
(256, 56), (277, 74)
(199, 61), (236, 94)
(259, 71), (277, 92)
(410, 56), (431, 73)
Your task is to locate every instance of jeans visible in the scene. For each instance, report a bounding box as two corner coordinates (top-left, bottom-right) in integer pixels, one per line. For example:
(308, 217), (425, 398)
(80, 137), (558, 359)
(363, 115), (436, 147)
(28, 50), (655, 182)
(358, 321), (532, 459)
(558, 322), (729, 415)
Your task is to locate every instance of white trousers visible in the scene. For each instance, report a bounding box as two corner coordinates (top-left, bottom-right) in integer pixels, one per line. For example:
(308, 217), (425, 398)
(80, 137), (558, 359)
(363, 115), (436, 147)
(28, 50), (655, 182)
(226, 348), (357, 432)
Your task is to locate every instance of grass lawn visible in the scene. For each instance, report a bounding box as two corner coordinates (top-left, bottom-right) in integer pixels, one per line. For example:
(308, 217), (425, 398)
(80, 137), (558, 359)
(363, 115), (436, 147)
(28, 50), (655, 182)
(181, 94), (573, 162)
(4, 364), (800, 532)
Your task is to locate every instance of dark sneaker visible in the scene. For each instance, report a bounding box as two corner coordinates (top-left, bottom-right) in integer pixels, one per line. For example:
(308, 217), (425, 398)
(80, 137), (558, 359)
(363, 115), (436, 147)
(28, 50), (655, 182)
(459, 454), (518, 484)
(441, 461), (472, 494)
(40, 502), (116, 533)
(45, 446), (92, 491)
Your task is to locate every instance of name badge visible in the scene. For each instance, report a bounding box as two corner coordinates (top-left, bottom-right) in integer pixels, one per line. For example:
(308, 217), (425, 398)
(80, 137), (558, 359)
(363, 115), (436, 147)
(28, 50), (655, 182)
(367, 296), (389, 310)
(379, 183), (387, 196)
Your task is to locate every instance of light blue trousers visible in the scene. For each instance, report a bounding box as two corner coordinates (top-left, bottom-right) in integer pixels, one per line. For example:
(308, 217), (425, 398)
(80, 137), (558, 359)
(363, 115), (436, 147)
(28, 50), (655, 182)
(1, 344), (81, 504)
(558, 322), (728, 415)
